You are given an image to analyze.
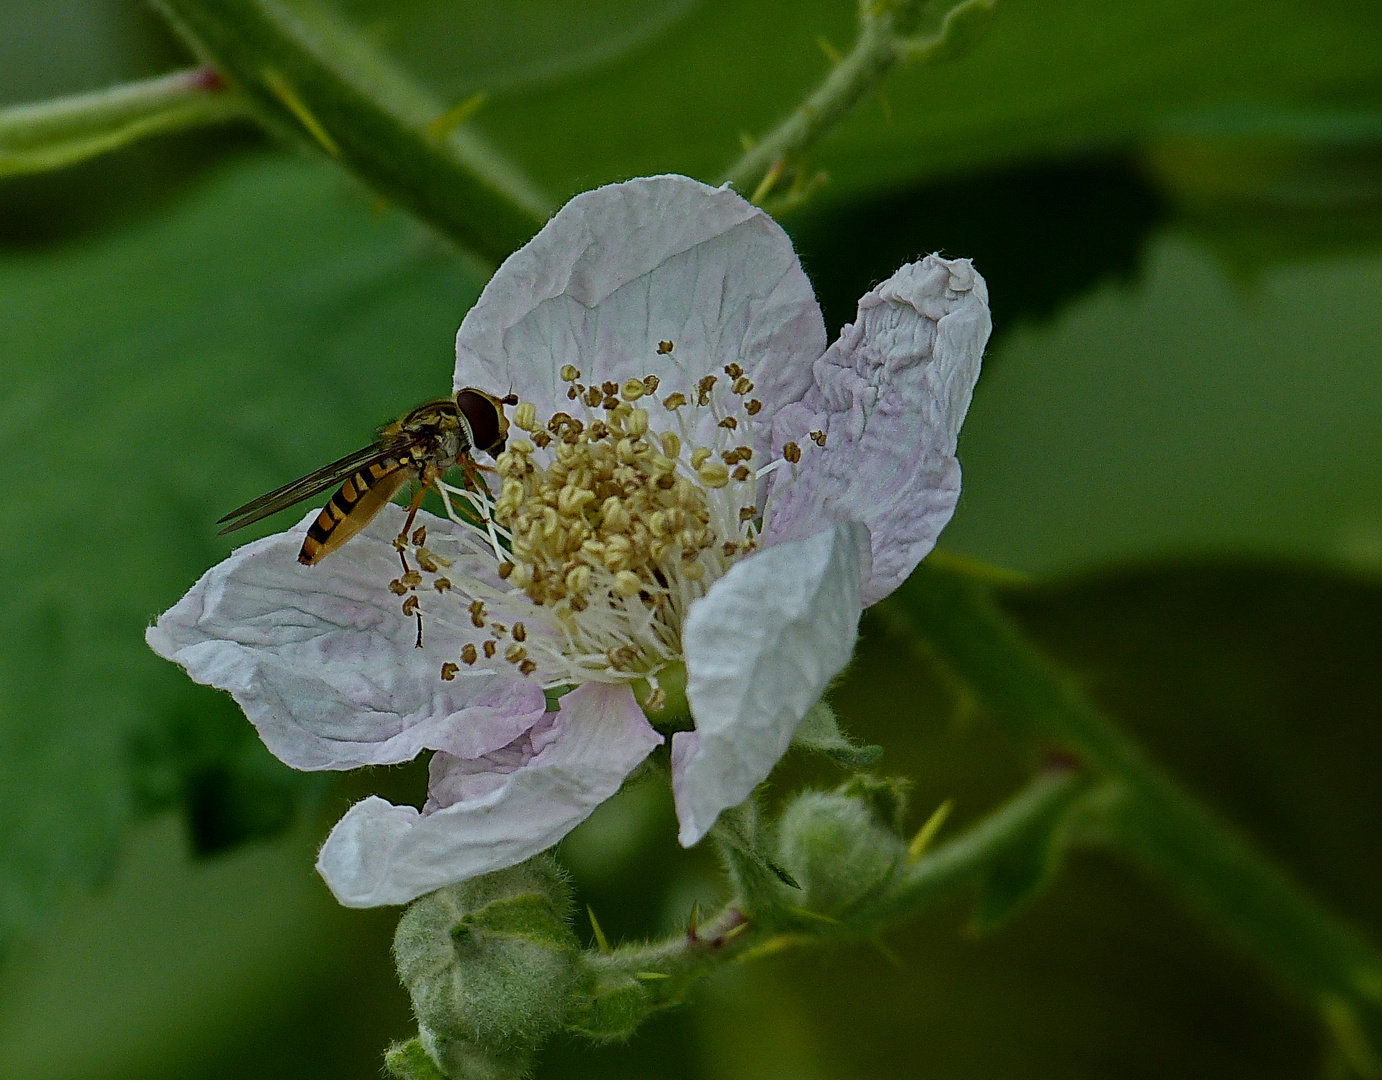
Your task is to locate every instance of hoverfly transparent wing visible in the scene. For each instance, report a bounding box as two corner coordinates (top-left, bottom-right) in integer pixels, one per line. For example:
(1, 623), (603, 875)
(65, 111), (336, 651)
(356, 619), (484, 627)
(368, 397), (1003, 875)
(216, 441), (402, 535)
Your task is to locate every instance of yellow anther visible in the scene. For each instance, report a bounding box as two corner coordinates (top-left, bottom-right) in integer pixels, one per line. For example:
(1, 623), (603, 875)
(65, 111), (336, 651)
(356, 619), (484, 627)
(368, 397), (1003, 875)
(509, 438), (535, 455)
(698, 461), (730, 488)
(505, 644), (527, 663)
(614, 571), (643, 597)
(560, 364), (581, 381)
(621, 378), (646, 401)
(558, 485), (595, 515)
(601, 497), (630, 532)
(690, 447), (713, 470)
(662, 392), (688, 410)
(512, 622), (526, 642)
(565, 564), (591, 595)
(660, 431), (682, 459)
(626, 408), (649, 437)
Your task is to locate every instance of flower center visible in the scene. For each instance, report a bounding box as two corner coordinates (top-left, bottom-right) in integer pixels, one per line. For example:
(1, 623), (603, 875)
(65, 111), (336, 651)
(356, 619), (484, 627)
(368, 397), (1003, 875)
(407, 358), (787, 704)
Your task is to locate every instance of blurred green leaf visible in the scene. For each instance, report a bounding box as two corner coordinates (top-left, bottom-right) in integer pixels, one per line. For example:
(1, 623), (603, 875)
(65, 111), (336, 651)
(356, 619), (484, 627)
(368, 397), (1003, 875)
(0, 151), (489, 951)
(375, 0), (1382, 205)
(941, 231), (1382, 575)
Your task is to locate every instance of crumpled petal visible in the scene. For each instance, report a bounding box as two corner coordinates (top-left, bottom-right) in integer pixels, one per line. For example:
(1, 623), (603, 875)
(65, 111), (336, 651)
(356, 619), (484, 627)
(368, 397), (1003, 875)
(673, 522), (870, 846)
(764, 256), (990, 606)
(315, 681), (662, 906)
(146, 505), (547, 770)
(454, 174), (824, 461)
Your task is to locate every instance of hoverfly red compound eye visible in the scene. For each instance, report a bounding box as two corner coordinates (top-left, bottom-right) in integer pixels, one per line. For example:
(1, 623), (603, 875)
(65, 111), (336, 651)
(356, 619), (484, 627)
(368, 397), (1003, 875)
(456, 387), (508, 455)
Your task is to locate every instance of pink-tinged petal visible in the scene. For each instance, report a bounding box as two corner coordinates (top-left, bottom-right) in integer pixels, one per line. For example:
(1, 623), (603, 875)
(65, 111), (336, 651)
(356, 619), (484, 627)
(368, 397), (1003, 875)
(764, 256), (990, 606)
(455, 175), (824, 459)
(674, 523), (869, 846)
(315, 682), (662, 907)
(146, 505), (547, 770)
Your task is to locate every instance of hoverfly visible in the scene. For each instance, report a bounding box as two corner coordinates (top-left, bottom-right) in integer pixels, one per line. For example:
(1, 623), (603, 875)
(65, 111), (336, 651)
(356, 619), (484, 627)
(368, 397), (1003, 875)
(217, 388), (519, 565)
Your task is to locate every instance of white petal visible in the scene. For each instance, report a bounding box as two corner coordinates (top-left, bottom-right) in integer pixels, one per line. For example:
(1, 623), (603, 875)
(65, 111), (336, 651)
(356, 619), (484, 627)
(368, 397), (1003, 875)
(455, 174), (824, 459)
(146, 505), (546, 770)
(674, 522), (869, 846)
(764, 256), (990, 605)
(315, 682), (662, 907)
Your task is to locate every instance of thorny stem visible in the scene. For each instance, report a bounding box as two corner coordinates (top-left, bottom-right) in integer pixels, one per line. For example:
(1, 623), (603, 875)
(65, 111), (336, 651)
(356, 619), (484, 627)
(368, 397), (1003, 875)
(153, 0), (551, 260)
(585, 769), (1082, 1007)
(721, 0), (996, 206)
(0, 66), (251, 177)
(880, 562), (1382, 1069)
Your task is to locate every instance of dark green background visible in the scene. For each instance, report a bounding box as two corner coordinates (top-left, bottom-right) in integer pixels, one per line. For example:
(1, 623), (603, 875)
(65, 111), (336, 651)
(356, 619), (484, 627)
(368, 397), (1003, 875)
(2, 1), (1381, 1076)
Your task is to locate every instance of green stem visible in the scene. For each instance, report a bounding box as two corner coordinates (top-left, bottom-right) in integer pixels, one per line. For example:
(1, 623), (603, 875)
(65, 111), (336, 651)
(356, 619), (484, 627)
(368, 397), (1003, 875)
(582, 768), (1083, 1014)
(882, 563), (1382, 1050)
(720, 0), (996, 204)
(0, 67), (251, 178)
(153, 0), (550, 260)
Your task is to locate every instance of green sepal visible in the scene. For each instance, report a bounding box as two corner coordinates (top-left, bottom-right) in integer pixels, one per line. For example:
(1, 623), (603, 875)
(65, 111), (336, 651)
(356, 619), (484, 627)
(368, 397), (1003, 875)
(711, 800), (800, 923)
(792, 701), (884, 768)
(564, 970), (654, 1043)
(384, 1039), (449, 1080)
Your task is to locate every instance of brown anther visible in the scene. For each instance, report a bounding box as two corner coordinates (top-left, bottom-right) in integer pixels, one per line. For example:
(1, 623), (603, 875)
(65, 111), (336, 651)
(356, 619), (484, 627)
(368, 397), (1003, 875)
(732, 376), (754, 395)
(645, 686), (667, 711)
(810, 430), (827, 447)
(497, 562), (514, 580)
(401, 595), (420, 616)
(745, 398), (763, 415)
(490, 622), (507, 637)
(602, 395), (620, 410)
(732, 465), (751, 482)
(718, 416), (738, 430)
(519, 659), (538, 676)
(483, 640), (497, 658)
(388, 579), (408, 596)
(587, 420), (609, 441)
(505, 644), (527, 664)
(583, 385), (603, 407)
(417, 551), (439, 573)
(434, 577), (452, 593)
(736, 445), (753, 461)
(567, 385), (579, 400)
(723, 541), (740, 558)
(740, 506), (757, 522)
(657, 340), (674, 354)
(724, 362), (743, 378)
(602, 380), (619, 396)
(402, 569), (422, 588)
(560, 363), (581, 381)
(696, 375), (717, 405)
(512, 622), (527, 642)
(461, 643), (478, 665)
(392, 535), (408, 552)
(783, 441), (802, 463)
(440, 662), (459, 681)
(643, 374), (660, 393)
(662, 392), (687, 410)
(533, 430), (553, 448)
(469, 599), (487, 627)
(411, 525), (427, 546)
(547, 412), (572, 433)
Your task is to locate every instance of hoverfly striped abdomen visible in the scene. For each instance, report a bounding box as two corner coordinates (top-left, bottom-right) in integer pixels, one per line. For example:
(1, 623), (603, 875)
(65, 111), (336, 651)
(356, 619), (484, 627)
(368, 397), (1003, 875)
(299, 454), (413, 565)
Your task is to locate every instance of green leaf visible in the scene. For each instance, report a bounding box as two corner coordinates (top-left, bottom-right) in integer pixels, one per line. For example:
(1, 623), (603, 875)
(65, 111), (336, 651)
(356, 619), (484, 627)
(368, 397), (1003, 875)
(364, 0), (1382, 205)
(0, 151), (489, 952)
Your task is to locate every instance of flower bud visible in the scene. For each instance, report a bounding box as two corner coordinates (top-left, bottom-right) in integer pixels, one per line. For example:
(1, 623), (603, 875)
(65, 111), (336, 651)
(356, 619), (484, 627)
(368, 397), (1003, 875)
(393, 855), (580, 1075)
(775, 776), (911, 922)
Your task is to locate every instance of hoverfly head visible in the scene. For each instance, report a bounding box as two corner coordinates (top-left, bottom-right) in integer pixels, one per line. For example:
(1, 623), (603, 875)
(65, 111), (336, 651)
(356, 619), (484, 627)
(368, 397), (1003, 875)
(455, 386), (513, 457)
